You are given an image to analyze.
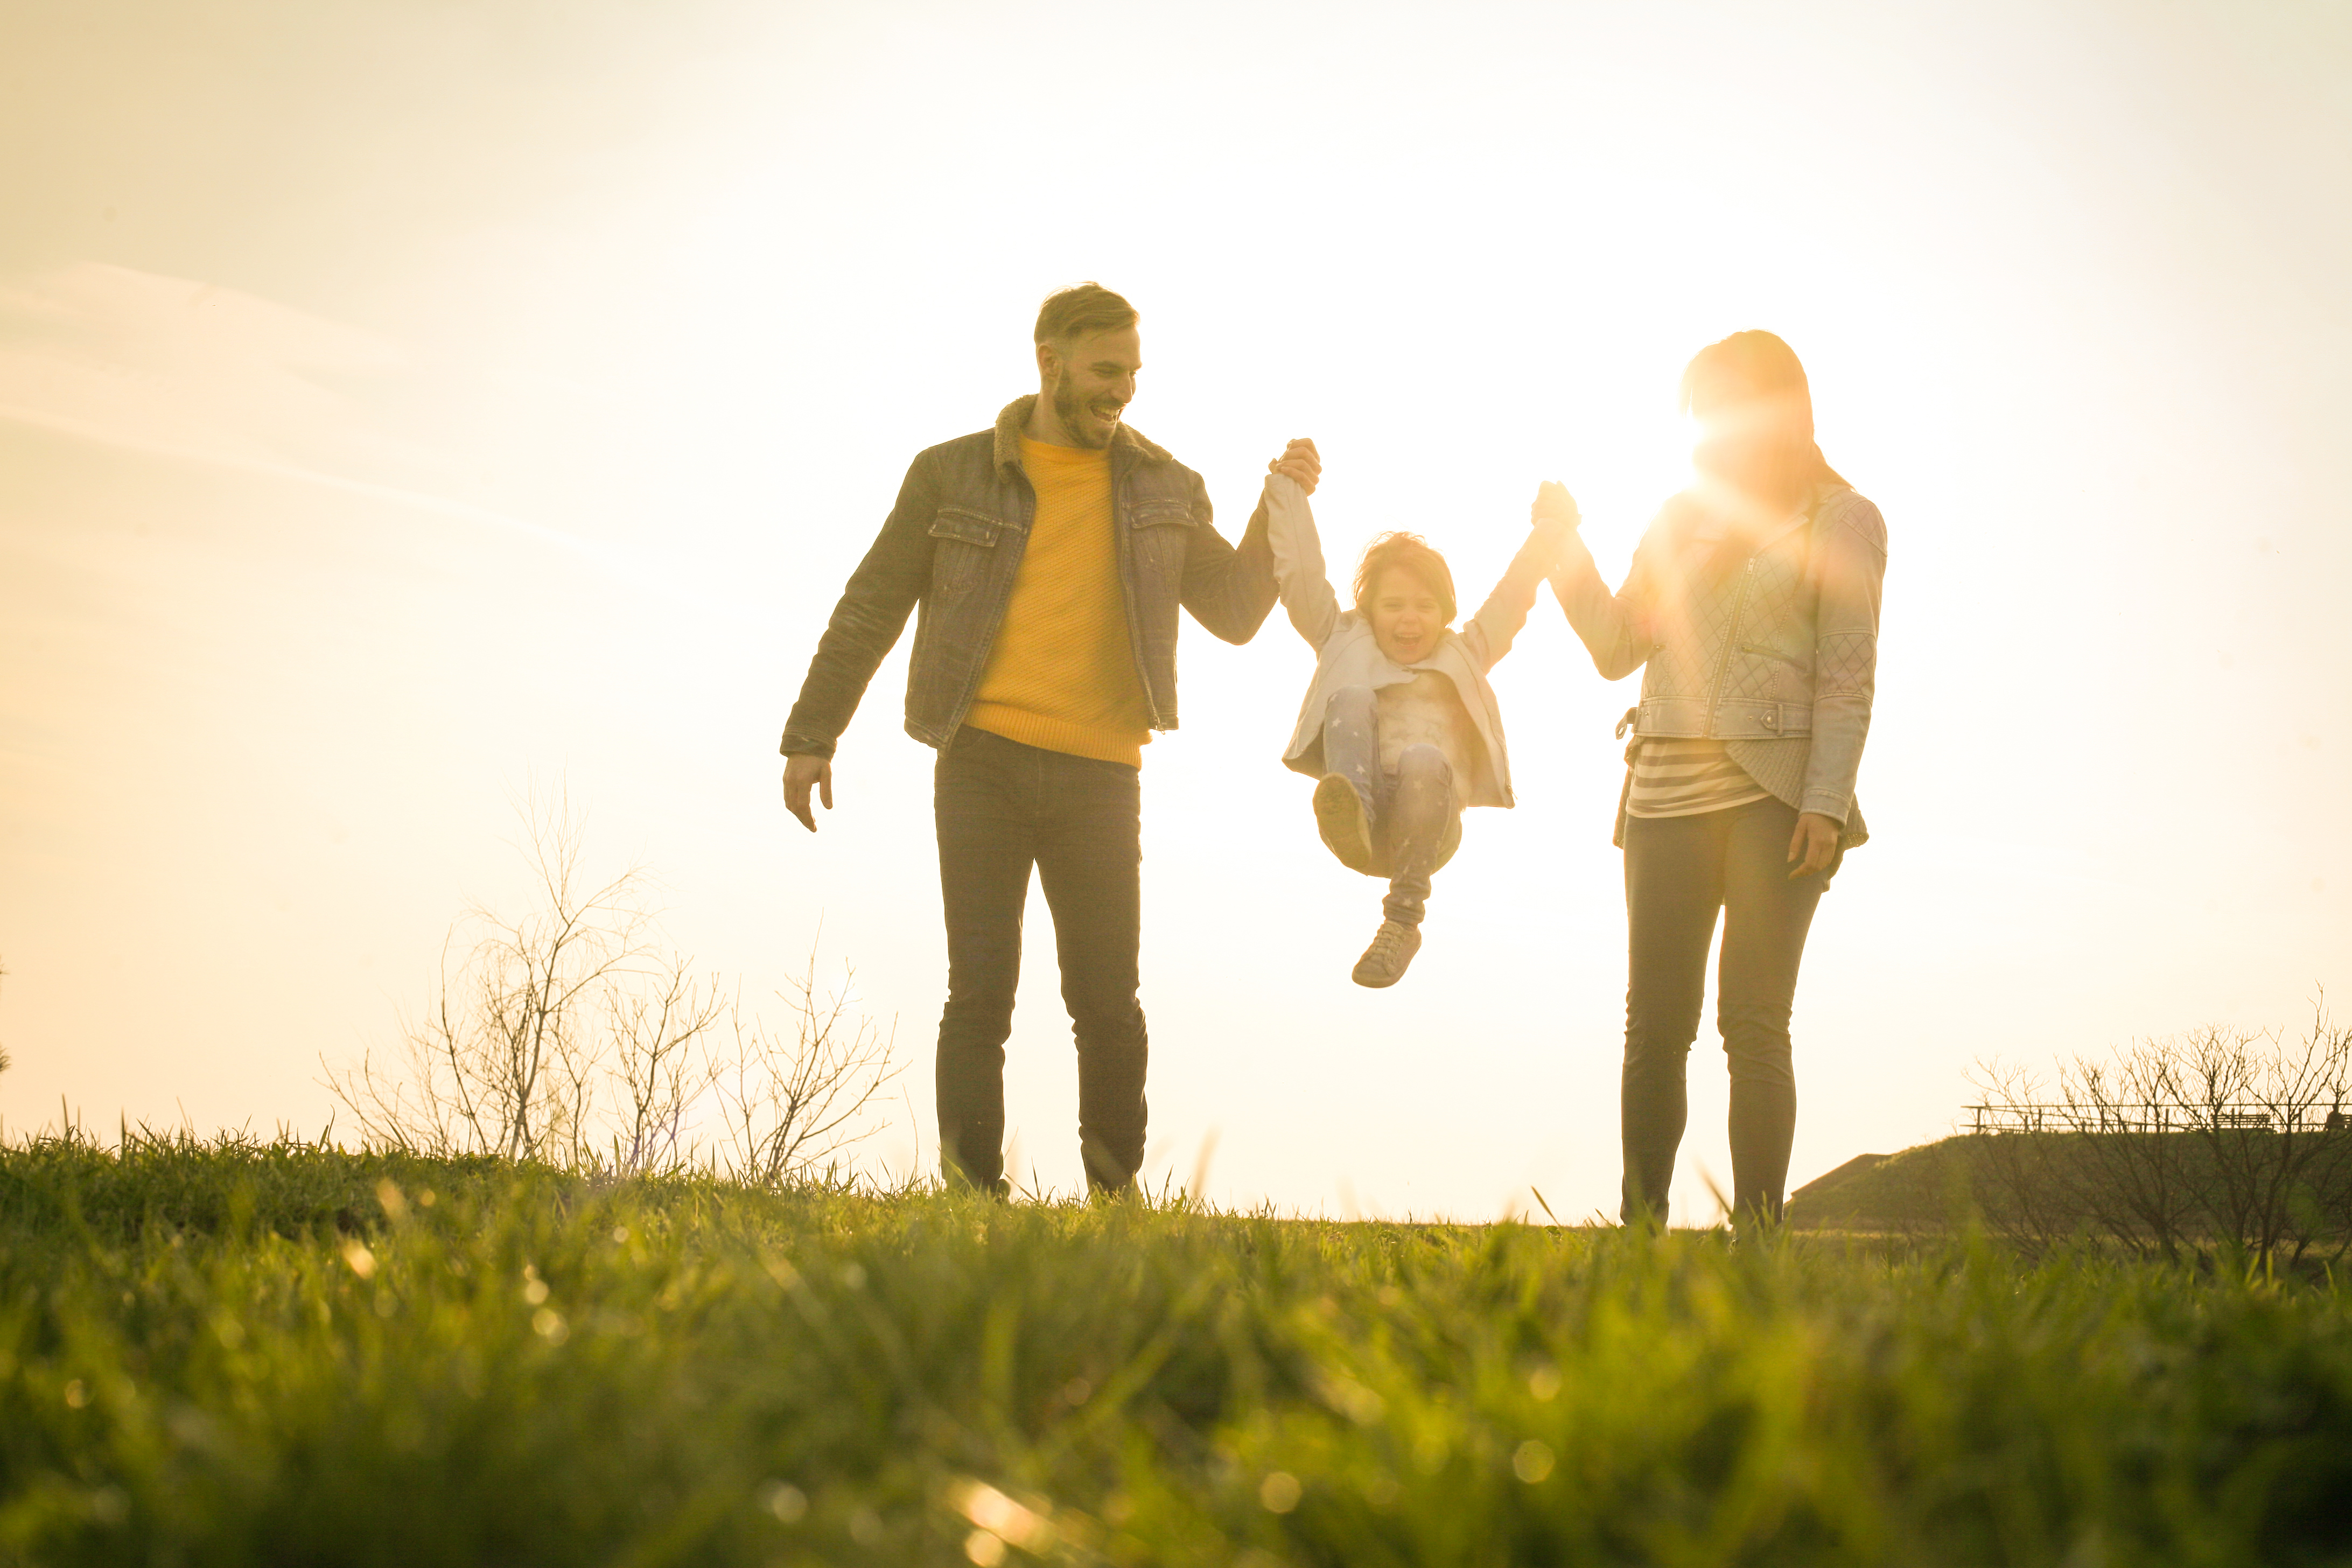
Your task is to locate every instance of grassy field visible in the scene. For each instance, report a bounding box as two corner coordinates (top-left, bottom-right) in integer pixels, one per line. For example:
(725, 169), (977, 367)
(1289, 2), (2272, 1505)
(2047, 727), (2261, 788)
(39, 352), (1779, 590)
(4, 1134), (2350, 1566)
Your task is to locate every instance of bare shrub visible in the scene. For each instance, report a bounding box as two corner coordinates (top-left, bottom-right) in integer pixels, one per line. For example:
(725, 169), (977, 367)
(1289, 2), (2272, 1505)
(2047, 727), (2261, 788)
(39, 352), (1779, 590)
(713, 951), (901, 1187)
(1959, 1058), (2089, 1255)
(322, 789), (898, 1185)
(1967, 1000), (2352, 1265)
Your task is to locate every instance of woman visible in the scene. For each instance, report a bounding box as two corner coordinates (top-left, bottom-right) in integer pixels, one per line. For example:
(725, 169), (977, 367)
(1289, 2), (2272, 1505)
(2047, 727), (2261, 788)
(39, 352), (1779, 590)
(1541, 331), (1887, 1228)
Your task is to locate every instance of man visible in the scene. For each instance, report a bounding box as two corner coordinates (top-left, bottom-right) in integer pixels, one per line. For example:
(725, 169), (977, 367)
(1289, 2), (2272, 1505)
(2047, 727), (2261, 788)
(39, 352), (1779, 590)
(780, 282), (1319, 1194)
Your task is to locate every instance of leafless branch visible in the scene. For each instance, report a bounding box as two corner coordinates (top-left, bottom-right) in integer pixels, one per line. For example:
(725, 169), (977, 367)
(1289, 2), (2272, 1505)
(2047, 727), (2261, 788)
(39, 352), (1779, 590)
(1963, 999), (2352, 1265)
(320, 786), (897, 1186)
(714, 950), (904, 1188)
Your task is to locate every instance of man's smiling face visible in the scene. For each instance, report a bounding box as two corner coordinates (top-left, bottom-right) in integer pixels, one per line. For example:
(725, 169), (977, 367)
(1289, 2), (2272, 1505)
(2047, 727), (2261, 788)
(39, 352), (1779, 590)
(1039, 325), (1140, 449)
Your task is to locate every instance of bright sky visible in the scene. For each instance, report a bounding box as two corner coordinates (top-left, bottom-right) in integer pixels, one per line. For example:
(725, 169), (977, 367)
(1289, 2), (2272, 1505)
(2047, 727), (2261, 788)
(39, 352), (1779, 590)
(4, 0), (2348, 1222)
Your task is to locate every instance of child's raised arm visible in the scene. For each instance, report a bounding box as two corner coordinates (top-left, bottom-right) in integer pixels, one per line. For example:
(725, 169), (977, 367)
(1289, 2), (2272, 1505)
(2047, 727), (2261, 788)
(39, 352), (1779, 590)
(1461, 483), (1580, 673)
(1261, 455), (1342, 650)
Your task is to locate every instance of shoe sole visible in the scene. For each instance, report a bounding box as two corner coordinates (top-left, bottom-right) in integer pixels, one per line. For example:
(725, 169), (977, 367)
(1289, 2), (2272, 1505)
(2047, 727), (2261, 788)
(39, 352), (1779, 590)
(1314, 775), (1375, 874)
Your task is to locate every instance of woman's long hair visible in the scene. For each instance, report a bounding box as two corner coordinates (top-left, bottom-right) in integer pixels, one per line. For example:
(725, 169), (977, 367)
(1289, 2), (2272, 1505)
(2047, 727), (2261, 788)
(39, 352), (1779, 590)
(1675, 330), (1846, 584)
(1679, 330), (1846, 511)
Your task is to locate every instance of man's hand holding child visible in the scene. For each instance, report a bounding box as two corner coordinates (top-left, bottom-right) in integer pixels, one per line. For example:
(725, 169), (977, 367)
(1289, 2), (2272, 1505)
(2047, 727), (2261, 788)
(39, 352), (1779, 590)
(1268, 438), (1322, 495)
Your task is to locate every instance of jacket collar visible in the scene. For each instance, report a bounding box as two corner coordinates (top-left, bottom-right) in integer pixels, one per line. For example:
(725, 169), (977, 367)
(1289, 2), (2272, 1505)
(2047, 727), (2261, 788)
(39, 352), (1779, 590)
(1754, 498), (1818, 554)
(993, 395), (1172, 477)
(1662, 481), (1842, 561)
(1762, 480), (1855, 550)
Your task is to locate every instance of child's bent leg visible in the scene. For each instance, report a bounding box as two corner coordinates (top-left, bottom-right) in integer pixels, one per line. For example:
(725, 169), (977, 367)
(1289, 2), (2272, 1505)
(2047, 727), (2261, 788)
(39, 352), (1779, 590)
(1381, 744), (1457, 926)
(1314, 686), (1384, 876)
(1320, 687), (1382, 814)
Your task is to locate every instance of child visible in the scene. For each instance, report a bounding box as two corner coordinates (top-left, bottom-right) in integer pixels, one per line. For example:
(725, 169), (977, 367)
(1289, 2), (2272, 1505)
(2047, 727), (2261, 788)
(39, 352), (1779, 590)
(1262, 470), (1574, 986)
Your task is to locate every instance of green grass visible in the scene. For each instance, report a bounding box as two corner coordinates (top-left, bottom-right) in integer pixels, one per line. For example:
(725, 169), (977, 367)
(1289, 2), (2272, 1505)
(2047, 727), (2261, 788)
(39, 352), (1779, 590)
(4, 1132), (2351, 1566)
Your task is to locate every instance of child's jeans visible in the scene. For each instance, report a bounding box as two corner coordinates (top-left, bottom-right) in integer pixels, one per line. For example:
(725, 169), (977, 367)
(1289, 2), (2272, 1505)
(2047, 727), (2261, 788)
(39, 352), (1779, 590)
(1322, 686), (1460, 926)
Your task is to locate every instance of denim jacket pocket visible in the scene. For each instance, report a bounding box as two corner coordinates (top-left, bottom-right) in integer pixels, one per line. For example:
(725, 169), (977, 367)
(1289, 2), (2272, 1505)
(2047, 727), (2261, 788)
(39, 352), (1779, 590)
(930, 506), (1004, 545)
(928, 506), (1007, 596)
(1128, 498), (1196, 529)
(1126, 497), (1195, 584)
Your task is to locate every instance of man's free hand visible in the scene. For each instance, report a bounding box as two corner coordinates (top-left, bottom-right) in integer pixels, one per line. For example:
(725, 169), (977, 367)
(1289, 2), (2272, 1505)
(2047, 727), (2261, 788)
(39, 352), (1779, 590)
(1268, 437), (1322, 495)
(1786, 811), (1839, 879)
(782, 754), (834, 833)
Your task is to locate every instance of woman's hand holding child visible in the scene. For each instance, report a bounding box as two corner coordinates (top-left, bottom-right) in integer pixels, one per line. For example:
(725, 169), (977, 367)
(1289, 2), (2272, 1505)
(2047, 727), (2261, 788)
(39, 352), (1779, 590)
(1531, 479), (1580, 533)
(1525, 479), (1582, 575)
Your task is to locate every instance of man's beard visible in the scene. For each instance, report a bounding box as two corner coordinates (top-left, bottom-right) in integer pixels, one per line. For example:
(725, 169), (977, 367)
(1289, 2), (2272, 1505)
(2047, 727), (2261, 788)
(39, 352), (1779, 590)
(1052, 376), (1119, 450)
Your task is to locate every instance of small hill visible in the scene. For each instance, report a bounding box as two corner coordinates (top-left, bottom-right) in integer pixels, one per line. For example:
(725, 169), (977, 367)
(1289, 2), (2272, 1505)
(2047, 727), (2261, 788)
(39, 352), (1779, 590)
(1787, 1128), (2352, 1258)
(1786, 1139), (1980, 1233)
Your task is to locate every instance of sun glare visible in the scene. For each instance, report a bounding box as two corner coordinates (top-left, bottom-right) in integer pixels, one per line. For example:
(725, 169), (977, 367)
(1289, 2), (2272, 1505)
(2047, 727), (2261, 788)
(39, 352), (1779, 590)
(2, 0), (2345, 1229)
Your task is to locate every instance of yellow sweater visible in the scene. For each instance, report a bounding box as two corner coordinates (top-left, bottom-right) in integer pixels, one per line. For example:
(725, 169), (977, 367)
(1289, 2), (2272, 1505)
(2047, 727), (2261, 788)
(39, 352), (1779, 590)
(963, 437), (1154, 765)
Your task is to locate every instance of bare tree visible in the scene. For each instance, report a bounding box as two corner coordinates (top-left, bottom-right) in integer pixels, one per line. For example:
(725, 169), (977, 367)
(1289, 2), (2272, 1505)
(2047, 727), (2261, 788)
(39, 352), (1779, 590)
(1967, 1001), (2352, 1264)
(321, 787), (897, 1184)
(714, 949), (902, 1187)
(1961, 1056), (2091, 1256)
(1967, 1042), (2214, 1260)
(599, 959), (730, 1178)
(2174, 1009), (2352, 1261)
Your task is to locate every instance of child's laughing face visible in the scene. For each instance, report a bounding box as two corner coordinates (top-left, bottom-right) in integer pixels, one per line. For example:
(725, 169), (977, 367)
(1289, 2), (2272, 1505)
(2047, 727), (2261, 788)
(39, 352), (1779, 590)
(1368, 566), (1447, 664)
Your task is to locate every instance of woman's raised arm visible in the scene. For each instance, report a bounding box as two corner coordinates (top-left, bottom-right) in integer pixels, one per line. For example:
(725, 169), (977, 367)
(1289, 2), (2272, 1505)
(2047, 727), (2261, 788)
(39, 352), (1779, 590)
(1542, 482), (1657, 682)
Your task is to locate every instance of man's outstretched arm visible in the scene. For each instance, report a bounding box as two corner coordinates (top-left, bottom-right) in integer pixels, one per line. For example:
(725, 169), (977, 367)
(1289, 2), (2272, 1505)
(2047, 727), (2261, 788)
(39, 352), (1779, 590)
(779, 452), (937, 830)
(1179, 438), (1321, 645)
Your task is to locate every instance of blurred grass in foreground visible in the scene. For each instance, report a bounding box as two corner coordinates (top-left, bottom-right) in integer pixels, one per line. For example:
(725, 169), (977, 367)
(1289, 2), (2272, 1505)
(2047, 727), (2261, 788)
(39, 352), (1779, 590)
(3, 1130), (2350, 1566)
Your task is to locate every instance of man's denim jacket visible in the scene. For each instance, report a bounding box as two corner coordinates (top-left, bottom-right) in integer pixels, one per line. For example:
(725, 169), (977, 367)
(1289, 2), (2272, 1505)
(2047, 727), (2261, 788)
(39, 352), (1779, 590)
(781, 397), (1279, 760)
(1550, 482), (1887, 849)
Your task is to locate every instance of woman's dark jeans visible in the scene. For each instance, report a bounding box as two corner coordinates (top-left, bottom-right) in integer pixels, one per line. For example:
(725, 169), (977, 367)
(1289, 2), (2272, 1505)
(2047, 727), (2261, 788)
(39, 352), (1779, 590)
(1620, 795), (1826, 1227)
(933, 727), (1146, 1193)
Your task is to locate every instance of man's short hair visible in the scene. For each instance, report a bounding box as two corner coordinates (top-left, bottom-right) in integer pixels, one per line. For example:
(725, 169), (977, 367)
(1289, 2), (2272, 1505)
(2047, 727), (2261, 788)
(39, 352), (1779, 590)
(1352, 533), (1458, 627)
(1034, 283), (1139, 345)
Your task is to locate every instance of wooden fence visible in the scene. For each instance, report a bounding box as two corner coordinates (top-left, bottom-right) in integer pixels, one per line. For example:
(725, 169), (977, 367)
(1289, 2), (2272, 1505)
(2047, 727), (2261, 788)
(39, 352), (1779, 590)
(1963, 1103), (2352, 1135)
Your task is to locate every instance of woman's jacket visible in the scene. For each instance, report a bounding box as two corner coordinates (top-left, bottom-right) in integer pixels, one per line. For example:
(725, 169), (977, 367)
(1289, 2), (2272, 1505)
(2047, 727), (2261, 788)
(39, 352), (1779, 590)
(1549, 481), (1887, 847)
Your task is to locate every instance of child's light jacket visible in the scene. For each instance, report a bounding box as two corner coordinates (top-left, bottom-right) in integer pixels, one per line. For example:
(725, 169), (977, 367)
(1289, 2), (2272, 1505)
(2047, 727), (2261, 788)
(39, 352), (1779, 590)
(1262, 475), (1551, 809)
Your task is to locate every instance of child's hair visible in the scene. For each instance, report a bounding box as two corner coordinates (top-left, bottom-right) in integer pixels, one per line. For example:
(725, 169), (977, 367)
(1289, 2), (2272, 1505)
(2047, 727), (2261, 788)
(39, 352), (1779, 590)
(1352, 533), (1458, 625)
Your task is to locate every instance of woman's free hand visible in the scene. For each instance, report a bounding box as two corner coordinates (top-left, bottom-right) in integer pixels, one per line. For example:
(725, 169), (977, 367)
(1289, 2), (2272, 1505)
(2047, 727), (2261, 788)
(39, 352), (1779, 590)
(1786, 811), (1839, 879)
(1268, 438), (1322, 495)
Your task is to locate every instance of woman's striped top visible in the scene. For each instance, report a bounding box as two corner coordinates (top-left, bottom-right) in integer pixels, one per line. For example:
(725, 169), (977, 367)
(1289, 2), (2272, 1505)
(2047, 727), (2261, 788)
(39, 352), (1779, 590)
(1619, 500), (1796, 820)
(1623, 738), (1772, 819)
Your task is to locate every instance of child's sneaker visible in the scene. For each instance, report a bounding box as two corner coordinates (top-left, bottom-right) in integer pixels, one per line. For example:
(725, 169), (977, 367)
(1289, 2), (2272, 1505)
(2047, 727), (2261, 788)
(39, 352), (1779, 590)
(1351, 920), (1422, 988)
(1313, 773), (1375, 873)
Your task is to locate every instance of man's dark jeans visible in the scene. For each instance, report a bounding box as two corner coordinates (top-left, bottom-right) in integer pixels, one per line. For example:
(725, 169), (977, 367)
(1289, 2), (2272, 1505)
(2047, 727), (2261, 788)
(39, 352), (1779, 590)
(1620, 795), (1828, 1228)
(934, 727), (1145, 1193)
